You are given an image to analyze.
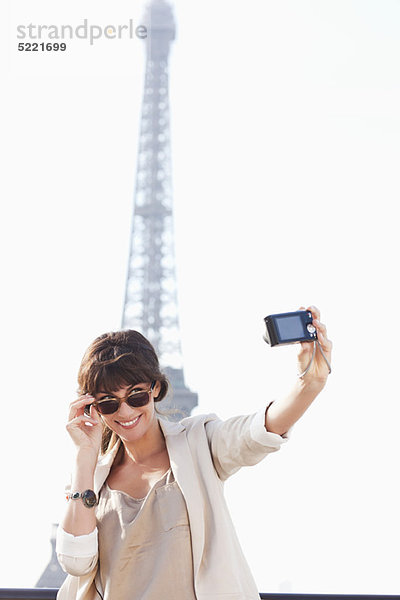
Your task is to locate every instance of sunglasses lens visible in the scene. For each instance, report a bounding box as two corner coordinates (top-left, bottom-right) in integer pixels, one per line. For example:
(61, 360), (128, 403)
(96, 400), (119, 415)
(127, 391), (149, 408)
(94, 387), (152, 414)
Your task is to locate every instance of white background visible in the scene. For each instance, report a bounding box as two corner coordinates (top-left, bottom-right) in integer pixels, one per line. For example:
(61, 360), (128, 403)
(1, 0), (400, 594)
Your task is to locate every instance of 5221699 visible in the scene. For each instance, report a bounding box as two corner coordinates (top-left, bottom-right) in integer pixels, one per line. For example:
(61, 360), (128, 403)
(18, 42), (67, 51)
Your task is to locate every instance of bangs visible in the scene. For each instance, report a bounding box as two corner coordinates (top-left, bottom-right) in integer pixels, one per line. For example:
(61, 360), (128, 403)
(82, 352), (155, 395)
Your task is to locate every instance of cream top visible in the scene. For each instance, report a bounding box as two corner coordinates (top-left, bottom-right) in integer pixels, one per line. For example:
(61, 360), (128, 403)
(56, 410), (289, 600)
(95, 468), (197, 600)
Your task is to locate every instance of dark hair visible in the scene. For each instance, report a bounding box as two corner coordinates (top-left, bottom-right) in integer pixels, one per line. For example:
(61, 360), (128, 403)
(77, 330), (169, 454)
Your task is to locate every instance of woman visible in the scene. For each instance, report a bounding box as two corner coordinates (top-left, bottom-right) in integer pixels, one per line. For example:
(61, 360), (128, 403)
(56, 305), (332, 600)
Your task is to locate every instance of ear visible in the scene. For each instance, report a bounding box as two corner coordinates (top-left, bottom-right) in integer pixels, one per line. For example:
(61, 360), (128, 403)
(153, 380), (162, 401)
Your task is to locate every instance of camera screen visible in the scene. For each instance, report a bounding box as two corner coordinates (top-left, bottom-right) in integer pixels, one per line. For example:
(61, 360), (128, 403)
(275, 315), (304, 341)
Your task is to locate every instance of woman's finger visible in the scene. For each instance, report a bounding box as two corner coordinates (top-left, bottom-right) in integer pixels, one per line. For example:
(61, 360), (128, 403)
(314, 320), (332, 351)
(68, 395), (96, 421)
(69, 394), (95, 408)
(307, 305), (321, 321)
(314, 319), (327, 338)
(66, 414), (100, 431)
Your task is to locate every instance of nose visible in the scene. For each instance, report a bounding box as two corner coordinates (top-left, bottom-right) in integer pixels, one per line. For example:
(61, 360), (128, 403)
(115, 398), (134, 418)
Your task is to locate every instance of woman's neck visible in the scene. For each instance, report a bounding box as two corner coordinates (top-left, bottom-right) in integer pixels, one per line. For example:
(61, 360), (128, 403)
(121, 419), (167, 466)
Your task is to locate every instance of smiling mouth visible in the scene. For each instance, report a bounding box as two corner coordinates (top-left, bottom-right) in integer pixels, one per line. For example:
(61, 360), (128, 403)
(117, 415), (141, 428)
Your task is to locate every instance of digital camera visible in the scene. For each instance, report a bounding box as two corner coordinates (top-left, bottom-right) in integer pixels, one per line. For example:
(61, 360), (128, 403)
(263, 310), (317, 347)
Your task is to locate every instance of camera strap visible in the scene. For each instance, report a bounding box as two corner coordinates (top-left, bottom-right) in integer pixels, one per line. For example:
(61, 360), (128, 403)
(298, 340), (332, 378)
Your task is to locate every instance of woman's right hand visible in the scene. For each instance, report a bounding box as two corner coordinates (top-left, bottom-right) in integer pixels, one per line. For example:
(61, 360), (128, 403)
(66, 394), (103, 461)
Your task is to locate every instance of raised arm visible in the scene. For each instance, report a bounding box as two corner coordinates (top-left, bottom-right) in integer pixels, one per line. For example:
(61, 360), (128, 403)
(61, 394), (102, 536)
(265, 305), (332, 436)
(56, 395), (103, 576)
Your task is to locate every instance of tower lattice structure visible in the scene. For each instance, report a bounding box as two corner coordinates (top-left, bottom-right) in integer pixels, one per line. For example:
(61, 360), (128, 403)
(34, 1), (197, 590)
(122, 0), (197, 417)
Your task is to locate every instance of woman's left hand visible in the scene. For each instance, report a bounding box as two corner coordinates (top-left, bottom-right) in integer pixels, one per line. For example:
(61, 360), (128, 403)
(297, 305), (332, 386)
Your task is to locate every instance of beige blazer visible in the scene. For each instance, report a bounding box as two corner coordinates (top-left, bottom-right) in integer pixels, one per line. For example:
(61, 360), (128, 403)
(57, 409), (288, 600)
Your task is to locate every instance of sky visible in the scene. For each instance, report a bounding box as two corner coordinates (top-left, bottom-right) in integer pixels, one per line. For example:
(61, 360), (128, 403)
(1, 0), (400, 594)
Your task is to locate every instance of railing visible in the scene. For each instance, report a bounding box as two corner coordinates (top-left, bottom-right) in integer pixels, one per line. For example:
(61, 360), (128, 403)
(0, 592), (58, 600)
(1, 591), (400, 600)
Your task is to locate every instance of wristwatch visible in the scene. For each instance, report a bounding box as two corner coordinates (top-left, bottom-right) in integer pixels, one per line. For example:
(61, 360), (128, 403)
(66, 489), (98, 508)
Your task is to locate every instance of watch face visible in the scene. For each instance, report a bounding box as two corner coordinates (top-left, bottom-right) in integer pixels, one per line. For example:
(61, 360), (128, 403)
(82, 489), (98, 508)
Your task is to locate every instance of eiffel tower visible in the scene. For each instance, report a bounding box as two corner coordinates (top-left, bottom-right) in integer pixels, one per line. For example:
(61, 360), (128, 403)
(35, 524), (66, 588)
(36, 0), (196, 588)
(121, 0), (198, 418)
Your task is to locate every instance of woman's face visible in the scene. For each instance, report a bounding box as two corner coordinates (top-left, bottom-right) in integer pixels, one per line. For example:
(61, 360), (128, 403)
(94, 381), (161, 444)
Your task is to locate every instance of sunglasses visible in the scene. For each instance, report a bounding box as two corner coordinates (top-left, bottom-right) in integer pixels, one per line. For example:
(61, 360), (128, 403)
(86, 381), (156, 415)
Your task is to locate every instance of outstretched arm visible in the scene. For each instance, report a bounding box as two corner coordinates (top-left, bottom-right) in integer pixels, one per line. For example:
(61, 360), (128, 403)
(265, 305), (332, 436)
